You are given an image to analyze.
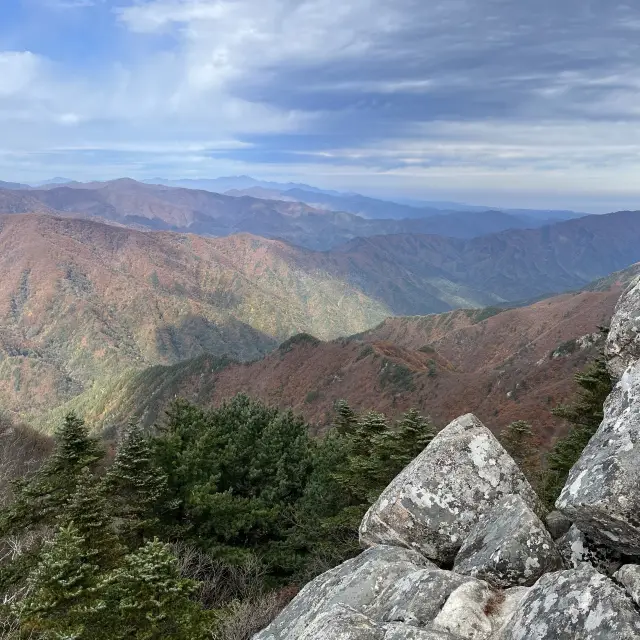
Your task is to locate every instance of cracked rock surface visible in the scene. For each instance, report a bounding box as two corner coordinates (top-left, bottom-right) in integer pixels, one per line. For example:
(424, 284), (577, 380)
(454, 494), (562, 587)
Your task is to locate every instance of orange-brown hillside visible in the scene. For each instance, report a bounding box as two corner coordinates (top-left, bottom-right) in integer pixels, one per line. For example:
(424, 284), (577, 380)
(83, 278), (635, 446)
(0, 214), (389, 425)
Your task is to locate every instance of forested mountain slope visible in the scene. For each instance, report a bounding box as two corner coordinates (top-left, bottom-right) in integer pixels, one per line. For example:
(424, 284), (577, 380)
(0, 214), (388, 424)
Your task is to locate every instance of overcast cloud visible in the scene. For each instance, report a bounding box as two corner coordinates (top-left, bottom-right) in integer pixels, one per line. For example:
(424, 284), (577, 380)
(2, 0), (640, 208)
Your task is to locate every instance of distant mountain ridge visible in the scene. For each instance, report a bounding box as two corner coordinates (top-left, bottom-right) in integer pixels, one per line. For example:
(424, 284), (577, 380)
(0, 180), (30, 190)
(0, 185), (639, 312)
(143, 175), (342, 196)
(0, 178), (589, 249)
(144, 175), (586, 220)
(7, 175), (587, 223)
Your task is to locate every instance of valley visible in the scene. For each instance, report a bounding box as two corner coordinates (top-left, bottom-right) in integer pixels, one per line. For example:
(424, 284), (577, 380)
(70, 278), (629, 443)
(2, 179), (640, 434)
(0, 214), (388, 425)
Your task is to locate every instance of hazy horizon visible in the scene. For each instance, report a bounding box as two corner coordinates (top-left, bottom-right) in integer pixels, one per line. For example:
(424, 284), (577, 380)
(3, 1), (640, 212)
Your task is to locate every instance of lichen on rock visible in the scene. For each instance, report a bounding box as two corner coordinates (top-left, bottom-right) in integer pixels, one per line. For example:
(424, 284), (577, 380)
(359, 414), (542, 565)
(496, 566), (640, 639)
(453, 494), (562, 587)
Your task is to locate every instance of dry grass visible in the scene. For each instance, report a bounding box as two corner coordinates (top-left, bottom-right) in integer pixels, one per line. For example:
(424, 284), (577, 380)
(212, 587), (297, 640)
(169, 543), (297, 640)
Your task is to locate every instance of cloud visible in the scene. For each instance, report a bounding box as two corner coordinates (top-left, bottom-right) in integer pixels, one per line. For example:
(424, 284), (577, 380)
(0, 51), (44, 97)
(3, 0), (640, 208)
(42, 0), (103, 8)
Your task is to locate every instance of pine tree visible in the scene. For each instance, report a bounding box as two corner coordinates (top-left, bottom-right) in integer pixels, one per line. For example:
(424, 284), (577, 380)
(0, 414), (104, 595)
(1, 413), (103, 537)
(353, 411), (388, 453)
(59, 468), (123, 569)
(249, 410), (312, 504)
(392, 409), (436, 466)
(335, 411), (390, 503)
(103, 422), (168, 546)
(333, 400), (358, 435)
(17, 524), (101, 639)
(543, 352), (613, 506)
(48, 413), (103, 476)
(98, 539), (209, 640)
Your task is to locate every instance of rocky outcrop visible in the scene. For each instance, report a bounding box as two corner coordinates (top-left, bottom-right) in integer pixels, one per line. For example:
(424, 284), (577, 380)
(556, 280), (640, 555)
(453, 495), (562, 587)
(253, 545), (430, 640)
(382, 625), (464, 639)
(297, 605), (383, 640)
(360, 414), (542, 565)
(556, 525), (624, 575)
(254, 278), (640, 640)
(430, 581), (494, 639)
(367, 568), (481, 626)
(606, 276), (640, 377)
(556, 361), (640, 554)
(496, 566), (640, 639)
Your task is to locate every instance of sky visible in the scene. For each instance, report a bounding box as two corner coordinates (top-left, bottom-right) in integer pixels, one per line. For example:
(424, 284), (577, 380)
(3, 0), (640, 210)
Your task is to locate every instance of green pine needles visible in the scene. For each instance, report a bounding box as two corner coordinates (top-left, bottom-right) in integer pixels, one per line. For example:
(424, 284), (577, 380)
(0, 412), (211, 638)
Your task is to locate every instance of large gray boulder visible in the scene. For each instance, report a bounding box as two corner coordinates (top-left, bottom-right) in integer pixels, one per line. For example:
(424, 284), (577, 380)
(367, 568), (482, 627)
(431, 581), (493, 639)
(556, 360), (640, 554)
(253, 545), (430, 640)
(496, 566), (640, 639)
(359, 414), (542, 565)
(606, 276), (640, 378)
(614, 564), (640, 607)
(453, 495), (562, 587)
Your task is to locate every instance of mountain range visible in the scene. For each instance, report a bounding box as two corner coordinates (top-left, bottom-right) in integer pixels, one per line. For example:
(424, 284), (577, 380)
(143, 176), (586, 221)
(2, 206), (640, 429)
(227, 186), (584, 225)
(2, 172), (640, 436)
(0, 179), (585, 249)
(0, 213), (390, 425)
(55, 266), (637, 441)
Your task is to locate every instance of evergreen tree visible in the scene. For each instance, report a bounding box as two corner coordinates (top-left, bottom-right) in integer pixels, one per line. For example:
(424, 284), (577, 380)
(544, 352), (613, 506)
(333, 399), (358, 435)
(17, 524), (101, 639)
(335, 411), (390, 503)
(0, 414), (103, 596)
(1, 413), (103, 536)
(48, 413), (103, 476)
(334, 410), (434, 504)
(292, 430), (359, 580)
(98, 539), (209, 640)
(103, 422), (168, 546)
(59, 468), (122, 569)
(249, 410), (312, 504)
(392, 409), (436, 466)
(151, 396), (316, 572)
